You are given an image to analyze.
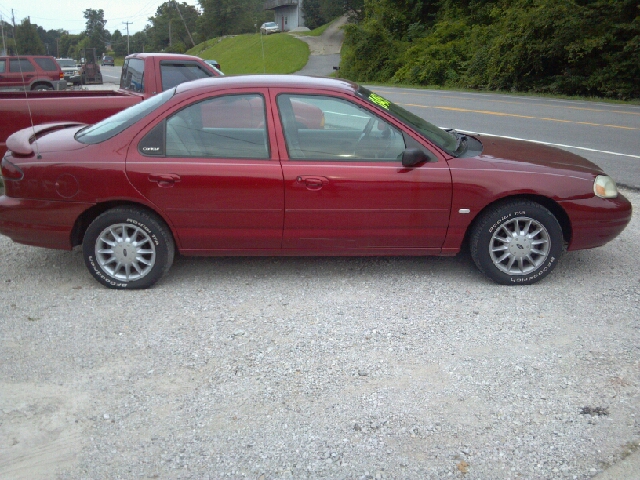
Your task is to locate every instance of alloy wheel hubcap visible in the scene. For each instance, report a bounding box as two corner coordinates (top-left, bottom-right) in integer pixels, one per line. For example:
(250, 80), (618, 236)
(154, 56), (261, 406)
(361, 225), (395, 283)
(489, 216), (550, 275)
(95, 223), (156, 281)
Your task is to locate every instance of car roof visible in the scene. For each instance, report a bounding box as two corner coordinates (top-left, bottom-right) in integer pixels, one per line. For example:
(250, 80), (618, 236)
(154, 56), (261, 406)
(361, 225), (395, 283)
(176, 75), (359, 96)
(125, 53), (201, 61)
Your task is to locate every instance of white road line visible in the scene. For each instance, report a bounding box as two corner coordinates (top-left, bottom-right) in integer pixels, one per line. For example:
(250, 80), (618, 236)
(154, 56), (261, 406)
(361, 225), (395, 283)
(455, 130), (640, 159)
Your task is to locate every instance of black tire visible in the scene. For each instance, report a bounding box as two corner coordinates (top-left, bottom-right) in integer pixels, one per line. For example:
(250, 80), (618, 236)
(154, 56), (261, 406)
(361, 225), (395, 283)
(32, 84), (53, 91)
(82, 208), (175, 289)
(470, 201), (564, 285)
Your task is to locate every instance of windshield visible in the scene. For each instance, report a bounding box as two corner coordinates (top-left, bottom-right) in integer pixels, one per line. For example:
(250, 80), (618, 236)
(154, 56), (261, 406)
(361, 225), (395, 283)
(75, 89), (175, 144)
(357, 86), (457, 155)
(57, 60), (76, 68)
(264, 22), (276, 27)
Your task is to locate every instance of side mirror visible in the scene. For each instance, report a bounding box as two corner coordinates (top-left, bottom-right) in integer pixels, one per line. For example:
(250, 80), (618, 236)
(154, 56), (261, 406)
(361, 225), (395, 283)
(401, 148), (428, 167)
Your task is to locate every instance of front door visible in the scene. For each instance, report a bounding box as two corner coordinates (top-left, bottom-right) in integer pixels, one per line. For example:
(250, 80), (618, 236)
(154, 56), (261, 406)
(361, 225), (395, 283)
(272, 91), (452, 252)
(126, 90), (285, 253)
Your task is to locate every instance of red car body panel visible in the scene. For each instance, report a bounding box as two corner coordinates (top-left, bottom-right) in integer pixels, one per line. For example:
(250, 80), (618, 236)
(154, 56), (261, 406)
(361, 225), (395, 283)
(0, 76), (632, 268)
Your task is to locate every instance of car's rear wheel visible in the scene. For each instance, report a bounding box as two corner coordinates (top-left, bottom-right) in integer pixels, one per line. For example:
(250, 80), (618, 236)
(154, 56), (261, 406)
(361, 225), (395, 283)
(470, 201), (564, 285)
(82, 208), (175, 289)
(32, 84), (53, 91)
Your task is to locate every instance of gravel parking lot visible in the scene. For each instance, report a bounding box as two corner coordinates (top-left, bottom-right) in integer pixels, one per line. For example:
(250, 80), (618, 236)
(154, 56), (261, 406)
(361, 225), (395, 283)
(0, 189), (638, 479)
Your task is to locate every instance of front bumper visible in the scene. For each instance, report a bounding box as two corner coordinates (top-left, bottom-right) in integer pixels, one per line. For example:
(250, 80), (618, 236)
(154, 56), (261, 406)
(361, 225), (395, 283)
(560, 193), (632, 251)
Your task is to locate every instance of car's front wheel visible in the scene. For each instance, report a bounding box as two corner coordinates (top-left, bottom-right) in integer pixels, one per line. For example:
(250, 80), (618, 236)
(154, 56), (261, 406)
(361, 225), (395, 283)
(470, 201), (564, 285)
(82, 208), (175, 289)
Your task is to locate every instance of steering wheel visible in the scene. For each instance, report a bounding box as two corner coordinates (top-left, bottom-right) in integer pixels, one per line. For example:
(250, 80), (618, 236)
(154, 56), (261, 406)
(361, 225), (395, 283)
(354, 117), (376, 153)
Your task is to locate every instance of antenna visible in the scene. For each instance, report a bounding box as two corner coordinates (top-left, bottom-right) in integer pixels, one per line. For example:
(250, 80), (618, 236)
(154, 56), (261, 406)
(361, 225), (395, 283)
(12, 9), (41, 159)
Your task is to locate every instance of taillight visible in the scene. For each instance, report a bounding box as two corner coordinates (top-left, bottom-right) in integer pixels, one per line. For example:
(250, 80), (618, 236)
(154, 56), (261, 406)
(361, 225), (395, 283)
(60, 71), (64, 80)
(1, 157), (24, 180)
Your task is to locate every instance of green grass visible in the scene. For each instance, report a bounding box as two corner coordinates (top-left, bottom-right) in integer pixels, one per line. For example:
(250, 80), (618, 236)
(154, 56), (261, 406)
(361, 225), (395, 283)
(187, 34), (309, 75)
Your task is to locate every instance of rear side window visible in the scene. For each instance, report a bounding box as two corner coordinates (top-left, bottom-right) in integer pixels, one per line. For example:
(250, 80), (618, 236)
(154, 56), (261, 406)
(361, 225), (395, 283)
(9, 59), (35, 72)
(164, 94), (269, 159)
(0, 60), (5, 73)
(34, 57), (59, 71)
(160, 63), (212, 91)
(121, 58), (145, 93)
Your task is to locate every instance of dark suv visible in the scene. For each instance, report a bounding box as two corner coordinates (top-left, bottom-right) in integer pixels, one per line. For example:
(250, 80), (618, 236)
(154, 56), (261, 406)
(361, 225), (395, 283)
(0, 56), (67, 90)
(101, 55), (115, 66)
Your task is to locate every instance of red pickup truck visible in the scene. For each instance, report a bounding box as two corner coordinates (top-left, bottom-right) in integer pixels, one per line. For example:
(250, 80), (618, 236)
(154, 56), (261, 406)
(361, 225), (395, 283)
(0, 53), (221, 152)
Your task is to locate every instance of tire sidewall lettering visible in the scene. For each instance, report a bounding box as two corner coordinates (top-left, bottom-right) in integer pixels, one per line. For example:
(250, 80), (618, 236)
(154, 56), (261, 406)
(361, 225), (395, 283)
(489, 213), (514, 233)
(88, 255), (128, 288)
(508, 256), (556, 283)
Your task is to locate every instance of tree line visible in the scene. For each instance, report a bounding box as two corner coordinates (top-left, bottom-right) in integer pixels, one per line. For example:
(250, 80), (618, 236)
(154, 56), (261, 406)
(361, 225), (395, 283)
(340, 0), (640, 99)
(2, 1), (274, 60)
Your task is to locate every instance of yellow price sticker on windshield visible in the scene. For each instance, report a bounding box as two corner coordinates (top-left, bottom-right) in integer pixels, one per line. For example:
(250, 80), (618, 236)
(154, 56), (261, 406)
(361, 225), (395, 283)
(369, 93), (391, 110)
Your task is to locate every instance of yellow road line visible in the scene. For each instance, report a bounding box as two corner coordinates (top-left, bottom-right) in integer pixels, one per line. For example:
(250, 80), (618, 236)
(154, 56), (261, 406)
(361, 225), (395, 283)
(375, 89), (640, 116)
(403, 103), (639, 131)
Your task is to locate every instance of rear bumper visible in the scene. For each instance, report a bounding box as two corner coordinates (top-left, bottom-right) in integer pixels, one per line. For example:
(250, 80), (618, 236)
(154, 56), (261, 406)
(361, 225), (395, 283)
(560, 193), (632, 251)
(52, 80), (68, 90)
(0, 195), (93, 250)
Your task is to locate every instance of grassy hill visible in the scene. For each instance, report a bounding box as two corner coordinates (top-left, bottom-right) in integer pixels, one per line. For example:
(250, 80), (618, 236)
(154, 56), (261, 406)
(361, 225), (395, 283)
(187, 33), (309, 75)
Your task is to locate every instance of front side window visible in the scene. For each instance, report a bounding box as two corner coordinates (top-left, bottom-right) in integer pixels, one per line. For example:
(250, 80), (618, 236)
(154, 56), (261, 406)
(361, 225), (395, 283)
(9, 59), (35, 73)
(277, 94), (406, 161)
(164, 94), (269, 159)
(0, 60), (5, 73)
(76, 89), (174, 144)
(160, 63), (212, 91)
(357, 87), (458, 155)
(34, 57), (58, 71)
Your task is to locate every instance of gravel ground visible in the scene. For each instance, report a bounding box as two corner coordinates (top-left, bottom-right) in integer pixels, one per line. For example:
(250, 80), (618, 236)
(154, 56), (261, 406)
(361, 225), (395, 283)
(0, 189), (638, 480)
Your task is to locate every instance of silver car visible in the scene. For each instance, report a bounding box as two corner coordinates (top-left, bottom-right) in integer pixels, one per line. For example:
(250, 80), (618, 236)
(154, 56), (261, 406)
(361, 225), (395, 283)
(260, 22), (279, 35)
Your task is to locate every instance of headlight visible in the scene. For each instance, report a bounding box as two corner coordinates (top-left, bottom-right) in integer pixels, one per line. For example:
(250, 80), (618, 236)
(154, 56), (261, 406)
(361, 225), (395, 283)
(594, 175), (618, 198)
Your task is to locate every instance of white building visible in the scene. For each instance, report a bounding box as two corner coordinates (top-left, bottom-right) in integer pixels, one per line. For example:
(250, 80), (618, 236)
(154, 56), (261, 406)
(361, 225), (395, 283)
(264, 0), (305, 32)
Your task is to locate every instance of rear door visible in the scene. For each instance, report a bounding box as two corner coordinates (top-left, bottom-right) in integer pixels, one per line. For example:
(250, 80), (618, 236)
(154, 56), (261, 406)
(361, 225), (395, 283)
(126, 88), (285, 252)
(6, 58), (36, 88)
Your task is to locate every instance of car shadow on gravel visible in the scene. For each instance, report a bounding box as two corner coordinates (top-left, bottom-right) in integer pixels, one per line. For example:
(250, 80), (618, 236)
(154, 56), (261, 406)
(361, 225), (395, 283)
(165, 252), (484, 286)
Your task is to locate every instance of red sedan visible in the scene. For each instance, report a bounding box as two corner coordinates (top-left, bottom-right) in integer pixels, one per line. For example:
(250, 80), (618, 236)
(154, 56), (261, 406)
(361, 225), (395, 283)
(0, 76), (632, 289)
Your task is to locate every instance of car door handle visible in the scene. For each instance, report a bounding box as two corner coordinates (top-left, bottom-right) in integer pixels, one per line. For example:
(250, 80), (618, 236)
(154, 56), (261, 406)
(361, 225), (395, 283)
(148, 173), (181, 187)
(297, 176), (329, 191)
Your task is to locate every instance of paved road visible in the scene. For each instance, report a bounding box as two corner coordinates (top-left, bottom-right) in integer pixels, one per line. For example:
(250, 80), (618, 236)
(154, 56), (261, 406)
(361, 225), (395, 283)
(294, 17), (345, 77)
(368, 86), (640, 189)
(100, 65), (121, 84)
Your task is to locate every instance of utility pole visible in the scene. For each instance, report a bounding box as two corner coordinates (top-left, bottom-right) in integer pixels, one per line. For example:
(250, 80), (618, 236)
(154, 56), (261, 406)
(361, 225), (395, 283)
(173, 1), (195, 47)
(122, 21), (133, 54)
(1, 14), (6, 56)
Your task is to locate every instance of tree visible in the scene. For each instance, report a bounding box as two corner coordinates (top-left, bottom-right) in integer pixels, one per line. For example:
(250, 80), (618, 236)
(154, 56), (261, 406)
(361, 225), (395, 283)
(147, 1), (199, 52)
(197, 0), (268, 38)
(84, 9), (108, 56)
(111, 30), (127, 57)
(15, 17), (45, 55)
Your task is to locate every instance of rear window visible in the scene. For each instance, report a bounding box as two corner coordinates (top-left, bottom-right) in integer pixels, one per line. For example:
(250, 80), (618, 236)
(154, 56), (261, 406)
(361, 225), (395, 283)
(121, 58), (145, 93)
(9, 59), (35, 73)
(57, 59), (76, 68)
(34, 57), (59, 71)
(160, 62), (212, 91)
(103, 56), (113, 61)
(76, 88), (175, 144)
